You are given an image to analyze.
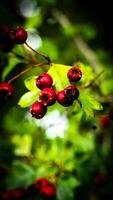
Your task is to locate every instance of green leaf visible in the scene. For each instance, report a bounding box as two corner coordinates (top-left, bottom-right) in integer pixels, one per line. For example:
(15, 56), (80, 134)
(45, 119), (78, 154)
(2, 57), (20, 81)
(39, 39), (59, 60)
(57, 177), (80, 200)
(79, 90), (103, 118)
(24, 76), (38, 91)
(18, 90), (39, 108)
(48, 63), (70, 90)
(12, 134), (32, 156)
(25, 10), (42, 28)
(100, 79), (113, 95)
(6, 161), (35, 189)
(78, 62), (95, 86)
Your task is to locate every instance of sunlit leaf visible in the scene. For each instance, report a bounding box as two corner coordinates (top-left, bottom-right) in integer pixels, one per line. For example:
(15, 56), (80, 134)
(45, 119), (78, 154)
(100, 79), (113, 95)
(12, 134), (32, 156)
(77, 62), (95, 86)
(2, 57), (20, 81)
(79, 90), (103, 117)
(24, 76), (38, 91)
(48, 63), (70, 90)
(18, 90), (39, 107)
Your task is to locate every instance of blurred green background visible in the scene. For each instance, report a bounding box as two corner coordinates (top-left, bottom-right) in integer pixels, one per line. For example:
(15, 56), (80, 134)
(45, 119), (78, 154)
(0, 0), (113, 199)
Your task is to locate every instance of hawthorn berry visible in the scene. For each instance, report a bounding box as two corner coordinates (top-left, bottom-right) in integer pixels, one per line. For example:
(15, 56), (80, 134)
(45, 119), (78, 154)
(30, 101), (47, 119)
(13, 27), (27, 44)
(36, 73), (53, 90)
(0, 82), (14, 102)
(40, 183), (56, 199)
(0, 43), (14, 53)
(67, 67), (82, 82)
(57, 85), (79, 107)
(39, 88), (56, 106)
(109, 108), (113, 121)
(30, 178), (56, 199)
(99, 115), (110, 128)
(57, 90), (73, 107)
(0, 24), (13, 42)
(0, 24), (14, 52)
(65, 85), (79, 101)
(34, 178), (49, 190)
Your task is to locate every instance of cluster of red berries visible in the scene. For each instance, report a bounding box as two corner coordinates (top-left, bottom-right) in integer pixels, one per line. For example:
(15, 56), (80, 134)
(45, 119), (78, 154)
(0, 24), (27, 52)
(99, 108), (113, 128)
(1, 177), (56, 200)
(29, 177), (56, 199)
(0, 82), (14, 102)
(30, 67), (82, 119)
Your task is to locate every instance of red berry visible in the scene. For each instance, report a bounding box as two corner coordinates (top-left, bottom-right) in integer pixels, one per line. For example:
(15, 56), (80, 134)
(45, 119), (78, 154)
(0, 24), (13, 42)
(57, 90), (73, 107)
(36, 73), (53, 90)
(67, 67), (82, 82)
(34, 178), (49, 190)
(0, 43), (14, 53)
(65, 84), (79, 101)
(14, 27), (27, 44)
(40, 183), (56, 199)
(0, 24), (14, 52)
(39, 88), (56, 106)
(109, 108), (113, 121)
(2, 188), (26, 200)
(99, 115), (110, 128)
(0, 82), (14, 102)
(57, 85), (79, 107)
(30, 101), (47, 119)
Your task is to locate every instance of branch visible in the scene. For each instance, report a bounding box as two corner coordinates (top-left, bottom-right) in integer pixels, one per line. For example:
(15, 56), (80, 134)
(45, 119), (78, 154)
(52, 9), (102, 72)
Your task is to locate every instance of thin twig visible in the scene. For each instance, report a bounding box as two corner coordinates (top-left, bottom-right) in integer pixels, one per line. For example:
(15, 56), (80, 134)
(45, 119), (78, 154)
(85, 70), (104, 88)
(25, 42), (52, 65)
(52, 9), (102, 72)
(8, 62), (47, 83)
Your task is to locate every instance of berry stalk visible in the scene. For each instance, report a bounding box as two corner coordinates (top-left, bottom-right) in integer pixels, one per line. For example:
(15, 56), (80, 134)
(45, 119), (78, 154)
(25, 42), (52, 65)
(8, 62), (47, 83)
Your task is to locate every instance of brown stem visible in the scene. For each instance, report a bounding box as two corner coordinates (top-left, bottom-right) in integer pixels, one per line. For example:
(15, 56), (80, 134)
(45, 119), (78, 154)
(25, 42), (52, 65)
(85, 70), (104, 88)
(77, 99), (82, 108)
(52, 9), (102, 73)
(8, 62), (47, 83)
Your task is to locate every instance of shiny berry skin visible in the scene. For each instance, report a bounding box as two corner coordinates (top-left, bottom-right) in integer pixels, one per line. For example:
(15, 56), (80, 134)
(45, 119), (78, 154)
(67, 67), (82, 82)
(99, 116), (110, 128)
(57, 85), (79, 107)
(40, 183), (56, 199)
(34, 178), (49, 190)
(36, 73), (53, 90)
(30, 101), (47, 119)
(65, 85), (79, 101)
(39, 88), (56, 106)
(0, 43), (14, 53)
(0, 24), (14, 52)
(109, 108), (113, 121)
(14, 27), (27, 44)
(0, 82), (14, 102)
(57, 90), (73, 107)
(0, 24), (13, 43)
